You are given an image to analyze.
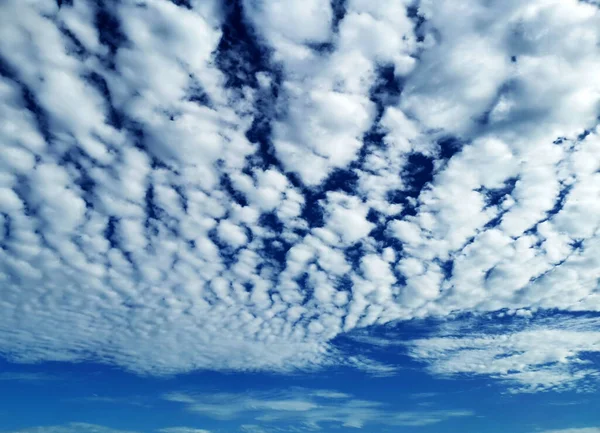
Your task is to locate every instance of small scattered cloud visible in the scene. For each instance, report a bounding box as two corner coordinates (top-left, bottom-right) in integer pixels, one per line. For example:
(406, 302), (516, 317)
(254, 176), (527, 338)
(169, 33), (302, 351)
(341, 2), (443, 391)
(239, 426), (267, 433)
(547, 400), (590, 406)
(410, 392), (439, 400)
(345, 356), (399, 377)
(79, 395), (151, 408)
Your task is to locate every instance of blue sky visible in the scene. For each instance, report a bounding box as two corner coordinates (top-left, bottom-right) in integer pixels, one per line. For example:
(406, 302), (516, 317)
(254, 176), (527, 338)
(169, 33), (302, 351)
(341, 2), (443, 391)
(2, 317), (600, 433)
(1, 0), (600, 432)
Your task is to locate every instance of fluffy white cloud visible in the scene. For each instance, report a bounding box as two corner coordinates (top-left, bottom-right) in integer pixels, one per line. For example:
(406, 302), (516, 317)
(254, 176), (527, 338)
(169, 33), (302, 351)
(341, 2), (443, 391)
(0, 0), (599, 393)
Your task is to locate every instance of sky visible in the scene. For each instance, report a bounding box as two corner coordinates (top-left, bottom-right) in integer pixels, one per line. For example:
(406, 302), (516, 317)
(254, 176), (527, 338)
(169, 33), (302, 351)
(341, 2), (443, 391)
(0, 0), (599, 432)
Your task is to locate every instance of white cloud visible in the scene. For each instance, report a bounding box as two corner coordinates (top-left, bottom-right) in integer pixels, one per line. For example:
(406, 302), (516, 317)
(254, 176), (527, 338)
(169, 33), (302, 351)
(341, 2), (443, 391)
(407, 316), (600, 392)
(243, 0), (333, 46)
(165, 388), (472, 429)
(272, 88), (375, 185)
(217, 219), (248, 248)
(323, 192), (374, 245)
(345, 356), (398, 377)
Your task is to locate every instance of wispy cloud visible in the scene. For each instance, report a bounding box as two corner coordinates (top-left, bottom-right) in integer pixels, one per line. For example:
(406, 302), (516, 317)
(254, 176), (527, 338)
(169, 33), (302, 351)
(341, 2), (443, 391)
(79, 395), (152, 408)
(407, 315), (600, 393)
(0, 372), (61, 382)
(539, 429), (600, 433)
(164, 388), (473, 429)
(157, 428), (211, 433)
(410, 392), (439, 400)
(5, 423), (138, 433)
(344, 356), (399, 377)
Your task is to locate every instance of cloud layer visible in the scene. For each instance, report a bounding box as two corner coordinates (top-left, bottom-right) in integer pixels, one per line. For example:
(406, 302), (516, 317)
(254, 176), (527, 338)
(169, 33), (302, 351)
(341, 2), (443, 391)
(407, 315), (600, 392)
(0, 0), (599, 390)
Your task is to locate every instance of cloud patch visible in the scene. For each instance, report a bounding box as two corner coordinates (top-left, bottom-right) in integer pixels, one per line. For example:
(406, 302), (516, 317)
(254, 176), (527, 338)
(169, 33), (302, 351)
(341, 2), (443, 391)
(407, 315), (600, 392)
(164, 388), (473, 429)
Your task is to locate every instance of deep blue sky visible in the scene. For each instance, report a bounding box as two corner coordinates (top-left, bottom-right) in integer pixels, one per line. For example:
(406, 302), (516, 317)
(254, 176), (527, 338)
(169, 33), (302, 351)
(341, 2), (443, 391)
(2, 325), (600, 433)
(2, 318), (600, 433)
(1, 0), (600, 432)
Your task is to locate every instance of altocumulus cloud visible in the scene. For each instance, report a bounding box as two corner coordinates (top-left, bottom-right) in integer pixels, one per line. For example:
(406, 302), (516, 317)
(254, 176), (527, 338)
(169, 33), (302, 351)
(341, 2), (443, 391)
(0, 0), (599, 392)
(407, 315), (600, 393)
